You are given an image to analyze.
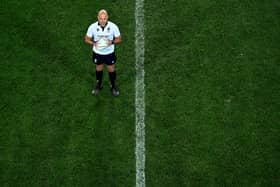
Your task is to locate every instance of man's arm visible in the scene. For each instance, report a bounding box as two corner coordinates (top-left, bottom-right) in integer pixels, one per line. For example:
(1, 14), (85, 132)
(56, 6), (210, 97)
(85, 35), (95, 46)
(110, 36), (122, 45)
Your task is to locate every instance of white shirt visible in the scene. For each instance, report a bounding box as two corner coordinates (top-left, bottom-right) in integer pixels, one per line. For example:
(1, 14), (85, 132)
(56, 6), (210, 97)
(86, 21), (121, 55)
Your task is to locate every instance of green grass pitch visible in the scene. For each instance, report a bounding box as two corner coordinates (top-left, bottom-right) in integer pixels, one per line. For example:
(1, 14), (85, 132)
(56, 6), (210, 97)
(0, 0), (279, 186)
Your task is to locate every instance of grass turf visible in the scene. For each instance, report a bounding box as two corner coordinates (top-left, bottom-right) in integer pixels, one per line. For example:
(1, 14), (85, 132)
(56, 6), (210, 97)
(0, 0), (279, 186)
(145, 0), (279, 186)
(1, 0), (135, 186)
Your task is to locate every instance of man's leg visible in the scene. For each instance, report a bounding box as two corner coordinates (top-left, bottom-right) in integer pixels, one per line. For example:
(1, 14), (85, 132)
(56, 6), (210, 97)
(96, 64), (104, 88)
(92, 64), (104, 95)
(107, 65), (116, 88)
(107, 65), (119, 96)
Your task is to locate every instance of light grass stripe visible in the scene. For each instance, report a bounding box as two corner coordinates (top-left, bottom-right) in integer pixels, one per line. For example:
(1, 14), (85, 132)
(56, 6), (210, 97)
(135, 0), (145, 186)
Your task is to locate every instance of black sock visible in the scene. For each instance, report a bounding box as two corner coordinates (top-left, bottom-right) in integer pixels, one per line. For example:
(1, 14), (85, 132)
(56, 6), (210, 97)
(109, 71), (116, 88)
(96, 70), (103, 88)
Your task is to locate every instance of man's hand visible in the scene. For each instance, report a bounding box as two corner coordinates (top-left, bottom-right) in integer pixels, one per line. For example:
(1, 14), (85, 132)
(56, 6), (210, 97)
(108, 40), (114, 45)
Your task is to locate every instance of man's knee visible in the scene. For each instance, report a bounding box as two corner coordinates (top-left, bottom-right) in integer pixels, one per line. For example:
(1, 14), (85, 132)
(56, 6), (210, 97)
(96, 64), (104, 71)
(107, 65), (115, 72)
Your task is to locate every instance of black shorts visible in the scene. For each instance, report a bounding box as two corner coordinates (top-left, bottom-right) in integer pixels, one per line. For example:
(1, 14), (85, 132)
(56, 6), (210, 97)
(92, 52), (117, 65)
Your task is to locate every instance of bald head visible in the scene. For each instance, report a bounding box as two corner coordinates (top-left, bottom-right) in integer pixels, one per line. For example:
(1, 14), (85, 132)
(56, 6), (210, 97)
(98, 9), (108, 17)
(98, 9), (109, 27)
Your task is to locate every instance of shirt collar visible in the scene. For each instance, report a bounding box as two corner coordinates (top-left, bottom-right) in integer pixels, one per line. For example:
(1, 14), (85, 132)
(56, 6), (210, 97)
(98, 22), (108, 27)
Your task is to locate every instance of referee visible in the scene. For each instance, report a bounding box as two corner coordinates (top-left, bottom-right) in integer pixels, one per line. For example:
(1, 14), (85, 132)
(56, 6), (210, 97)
(85, 9), (122, 96)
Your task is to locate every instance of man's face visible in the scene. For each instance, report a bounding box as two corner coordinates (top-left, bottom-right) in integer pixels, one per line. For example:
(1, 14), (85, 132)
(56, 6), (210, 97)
(98, 13), (108, 27)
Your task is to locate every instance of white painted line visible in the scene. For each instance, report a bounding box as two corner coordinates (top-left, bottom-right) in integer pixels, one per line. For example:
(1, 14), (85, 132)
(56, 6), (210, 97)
(135, 0), (145, 186)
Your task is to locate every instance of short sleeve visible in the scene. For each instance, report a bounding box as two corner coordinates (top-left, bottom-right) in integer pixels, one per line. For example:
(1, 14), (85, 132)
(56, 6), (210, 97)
(86, 25), (93, 37)
(113, 25), (121, 37)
